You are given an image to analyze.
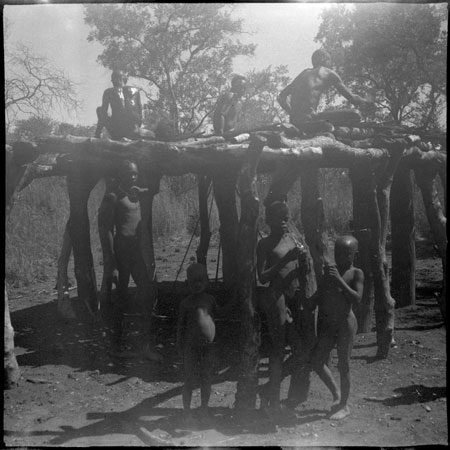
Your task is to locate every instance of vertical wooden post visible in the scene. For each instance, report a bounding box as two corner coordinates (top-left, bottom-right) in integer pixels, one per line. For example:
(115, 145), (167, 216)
(371, 147), (403, 358)
(67, 164), (100, 318)
(391, 164), (416, 307)
(212, 167), (239, 292)
(196, 174), (212, 266)
(138, 170), (162, 334)
(414, 166), (447, 320)
(234, 134), (265, 411)
(300, 167), (327, 284)
(56, 223), (76, 319)
(349, 166), (374, 334)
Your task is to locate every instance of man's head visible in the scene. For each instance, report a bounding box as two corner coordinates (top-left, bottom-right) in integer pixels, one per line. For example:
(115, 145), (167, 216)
(311, 49), (331, 68)
(187, 263), (209, 294)
(231, 75), (247, 97)
(266, 201), (290, 234)
(334, 235), (358, 269)
(117, 160), (138, 187)
(111, 70), (127, 88)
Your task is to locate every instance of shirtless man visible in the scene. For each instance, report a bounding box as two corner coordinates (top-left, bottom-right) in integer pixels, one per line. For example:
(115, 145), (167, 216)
(98, 160), (160, 361)
(310, 235), (364, 420)
(95, 70), (155, 140)
(177, 263), (217, 425)
(278, 49), (372, 134)
(213, 75), (247, 136)
(256, 201), (311, 413)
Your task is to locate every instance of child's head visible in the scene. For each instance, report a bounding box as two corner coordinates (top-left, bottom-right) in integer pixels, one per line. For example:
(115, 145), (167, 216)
(265, 201), (290, 233)
(334, 235), (358, 268)
(186, 263), (209, 294)
(117, 160), (138, 187)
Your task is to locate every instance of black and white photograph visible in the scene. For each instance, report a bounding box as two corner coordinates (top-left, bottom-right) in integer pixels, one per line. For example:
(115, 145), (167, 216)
(4, 1), (447, 447)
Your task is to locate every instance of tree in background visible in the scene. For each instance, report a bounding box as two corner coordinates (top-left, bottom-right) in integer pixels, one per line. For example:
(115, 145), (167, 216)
(5, 44), (81, 136)
(8, 116), (56, 142)
(315, 3), (447, 130)
(239, 65), (290, 129)
(84, 3), (255, 134)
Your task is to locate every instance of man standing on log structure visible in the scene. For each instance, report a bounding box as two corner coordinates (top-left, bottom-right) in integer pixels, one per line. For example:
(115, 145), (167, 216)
(95, 70), (155, 141)
(277, 49), (372, 135)
(98, 160), (161, 361)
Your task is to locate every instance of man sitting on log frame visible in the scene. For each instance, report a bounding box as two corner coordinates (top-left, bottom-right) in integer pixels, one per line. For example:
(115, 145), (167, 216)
(277, 49), (373, 136)
(95, 69), (155, 141)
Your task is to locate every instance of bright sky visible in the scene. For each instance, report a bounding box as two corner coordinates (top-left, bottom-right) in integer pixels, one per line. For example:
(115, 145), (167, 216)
(4, 3), (328, 126)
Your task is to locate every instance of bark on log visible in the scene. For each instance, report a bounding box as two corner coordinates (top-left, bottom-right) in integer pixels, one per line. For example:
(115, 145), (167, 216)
(234, 135), (265, 411)
(349, 166), (375, 333)
(413, 166), (447, 320)
(66, 164), (101, 318)
(212, 166), (240, 292)
(4, 291), (20, 388)
(391, 166), (416, 307)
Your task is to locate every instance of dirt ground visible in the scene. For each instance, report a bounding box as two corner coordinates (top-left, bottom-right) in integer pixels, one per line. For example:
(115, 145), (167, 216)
(4, 238), (447, 447)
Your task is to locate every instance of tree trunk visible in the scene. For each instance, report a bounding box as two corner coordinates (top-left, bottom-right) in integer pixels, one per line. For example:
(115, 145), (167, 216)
(349, 166), (375, 334)
(413, 166), (447, 320)
(212, 167), (239, 292)
(66, 165), (100, 318)
(391, 165), (416, 307)
(234, 135), (265, 411)
(196, 175), (212, 266)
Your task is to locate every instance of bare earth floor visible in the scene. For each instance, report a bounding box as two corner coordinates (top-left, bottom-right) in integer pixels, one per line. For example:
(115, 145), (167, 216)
(4, 241), (447, 447)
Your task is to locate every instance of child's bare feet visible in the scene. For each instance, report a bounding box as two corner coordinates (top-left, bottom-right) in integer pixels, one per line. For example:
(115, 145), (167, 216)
(329, 404), (350, 420)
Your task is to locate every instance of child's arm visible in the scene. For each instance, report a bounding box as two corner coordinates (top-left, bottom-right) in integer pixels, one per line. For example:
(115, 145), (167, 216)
(256, 239), (303, 285)
(327, 265), (364, 307)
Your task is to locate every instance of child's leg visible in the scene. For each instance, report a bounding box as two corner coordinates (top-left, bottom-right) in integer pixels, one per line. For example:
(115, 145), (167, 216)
(183, 346), (197, 412)
(199, 344), (213, 411)
(264, 294), (287, 409)
(330, 314), (357, 420)
(311, 333), (340, 404)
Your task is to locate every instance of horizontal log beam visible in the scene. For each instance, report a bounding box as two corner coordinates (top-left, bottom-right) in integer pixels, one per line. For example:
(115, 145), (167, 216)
(11, 134), (445, 181)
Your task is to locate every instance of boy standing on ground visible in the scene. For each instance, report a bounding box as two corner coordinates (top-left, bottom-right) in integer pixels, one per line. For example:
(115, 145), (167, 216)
(177, 263), (217, 426)
(256, 201), (312, 414)
(311, 235), (364, 420)
(98, 160), (160, 361)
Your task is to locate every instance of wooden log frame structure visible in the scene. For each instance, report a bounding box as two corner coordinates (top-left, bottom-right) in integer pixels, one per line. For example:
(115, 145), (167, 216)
(6, 129), (446, 395)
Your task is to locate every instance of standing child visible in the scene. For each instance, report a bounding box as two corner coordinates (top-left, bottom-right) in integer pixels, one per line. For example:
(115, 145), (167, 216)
(177, 263), (217, 425)
(256, 201), (312, 413)
(311, 235), (364, 420)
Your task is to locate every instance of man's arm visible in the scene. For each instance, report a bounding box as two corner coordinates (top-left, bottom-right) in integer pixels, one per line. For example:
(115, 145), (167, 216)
(328, 69), (370, 107)
(95, 90), (112, 138)
(277, 83), (293, 116)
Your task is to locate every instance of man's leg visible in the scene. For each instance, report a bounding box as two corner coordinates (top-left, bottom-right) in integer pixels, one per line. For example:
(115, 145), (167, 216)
(199, 344), (214, 416)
